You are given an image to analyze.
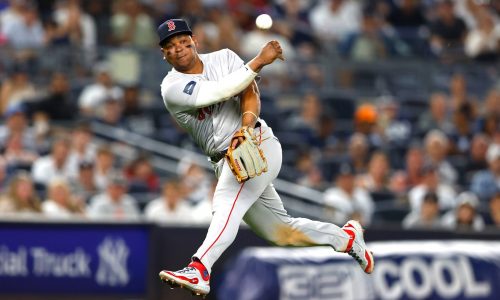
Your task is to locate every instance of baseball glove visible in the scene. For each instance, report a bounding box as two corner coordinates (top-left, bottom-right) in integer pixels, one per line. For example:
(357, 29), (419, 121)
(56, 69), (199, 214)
(225, 126), (268, 183)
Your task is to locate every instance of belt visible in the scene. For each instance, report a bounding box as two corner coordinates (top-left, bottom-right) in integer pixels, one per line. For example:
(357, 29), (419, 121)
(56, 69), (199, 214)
(210, 150), (226, 164)
(209, 122), (262, 163)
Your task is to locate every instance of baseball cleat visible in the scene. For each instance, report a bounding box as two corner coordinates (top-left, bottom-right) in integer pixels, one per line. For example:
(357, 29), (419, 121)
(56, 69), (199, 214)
(342, 220), (375, 274)
(159, 260), (210, 297)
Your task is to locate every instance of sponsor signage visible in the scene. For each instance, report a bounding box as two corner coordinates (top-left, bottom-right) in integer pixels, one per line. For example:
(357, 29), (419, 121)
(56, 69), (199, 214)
(0, 224), (149, 294)
(218, 241), (500, 300)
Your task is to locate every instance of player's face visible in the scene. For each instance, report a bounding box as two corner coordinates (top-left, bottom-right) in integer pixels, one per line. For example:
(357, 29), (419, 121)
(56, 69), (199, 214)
(161, 34), (198, 72)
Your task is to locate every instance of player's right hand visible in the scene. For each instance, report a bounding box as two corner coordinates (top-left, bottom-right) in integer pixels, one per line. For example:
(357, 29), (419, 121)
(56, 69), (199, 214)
(257, 40), (285, 66)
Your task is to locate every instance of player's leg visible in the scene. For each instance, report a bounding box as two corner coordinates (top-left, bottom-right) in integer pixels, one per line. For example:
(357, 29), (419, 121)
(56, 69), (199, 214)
(243, 185), (374, 273)
(159, 127), (282, 294)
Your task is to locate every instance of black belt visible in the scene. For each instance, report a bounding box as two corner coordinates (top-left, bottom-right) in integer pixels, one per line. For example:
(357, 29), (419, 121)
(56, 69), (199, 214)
(209, 122), (262, 163)
(210, 150), (226, 163)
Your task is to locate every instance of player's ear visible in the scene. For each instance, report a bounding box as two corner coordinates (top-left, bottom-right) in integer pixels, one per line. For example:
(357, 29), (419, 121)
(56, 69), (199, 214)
(191, 35), (199, 48)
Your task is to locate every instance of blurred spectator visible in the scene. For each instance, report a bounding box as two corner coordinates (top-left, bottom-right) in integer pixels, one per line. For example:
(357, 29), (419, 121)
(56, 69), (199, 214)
(464, 133), (490, 184)
(87, 173), (140, 220)
(464, 9), (500, 61)
(354, 103), (382, 149)
(52, 0), (96, 53)
(111, 0), (156, 48)
(475, 89), (500, 138)
(240, 25), (295, 76)
(95, 97), (127, 129)
(295, 149), (326, 190)
(0, 64), (36, 114)
(448, 102), (474, 156)
(285, 92), (322, 139)
(71, 161), (98, 203)
(324, 162), (374, 226)
(309, 0), (361, 43)
(0, 104), (36, 151)
(177, 157), (211, 205)
(93, 145), (117, 191)
(484, 192), (500, 227)
(470, 143), (500, 201)
(356, 151), (391, 193)
(340, 9), (403, 61)
(42, 177), (85, 218)
(387, 0), (426, 29)
(441, 191), (485, 231)
(144, 178), (192, 224)
(313, 111), (340, 156)
(389, 145), (425, 195)
(273, 0), (317, 51)
(0, 158), (6, 192)
(377, 97), (412, 147)
(31, 137), (73, 186)
(191, 180), (216, 225)
(78, 62), (124, 116)
(122, 85), (155, 136)
(2, 1), (44, 50)
(124, 155), (159, 193)
(0, 171), (41, 216)
(27, 72), (75, 120)
(0, 0), (27, 34)
(408, 164), (457, 213)
(346, 132), (369, 174)
(449, 73), (476, 112)
(66, 122), (96, 177)
(429, 0), (467, 58)
(2, 131), (38, 173)
(423, 129), (458, 185)
(402, 192), (442, 229)
(417, 92), (453, 135)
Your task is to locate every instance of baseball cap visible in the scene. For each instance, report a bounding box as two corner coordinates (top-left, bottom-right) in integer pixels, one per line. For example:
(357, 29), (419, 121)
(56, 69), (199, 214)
(157, 19), (192, 46)
(457, 192), (479, 209)
(355, 104), (377, 124)
(486, 143), (500, 163)
(337, 162), (355, 176)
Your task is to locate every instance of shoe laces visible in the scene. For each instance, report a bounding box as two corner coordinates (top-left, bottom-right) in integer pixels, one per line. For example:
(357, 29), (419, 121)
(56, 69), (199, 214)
(348, 249), (363, 264)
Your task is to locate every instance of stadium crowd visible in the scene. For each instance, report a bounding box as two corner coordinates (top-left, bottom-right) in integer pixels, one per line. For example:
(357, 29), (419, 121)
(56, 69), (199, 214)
(0, 0), (499, 232)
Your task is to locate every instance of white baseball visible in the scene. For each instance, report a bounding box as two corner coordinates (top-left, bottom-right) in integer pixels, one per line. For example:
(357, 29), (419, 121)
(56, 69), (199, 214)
(256, 14), (273, 30)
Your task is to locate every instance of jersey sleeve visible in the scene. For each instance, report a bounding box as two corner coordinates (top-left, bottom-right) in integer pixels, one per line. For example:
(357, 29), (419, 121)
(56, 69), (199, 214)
(161, 64), (258, 111)
(225, 48), (245, 73)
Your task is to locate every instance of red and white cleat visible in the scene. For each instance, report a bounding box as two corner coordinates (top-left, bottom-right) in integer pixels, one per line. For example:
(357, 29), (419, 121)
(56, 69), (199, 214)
(159, 260), (210, 298)
(342, 220), (375, 274)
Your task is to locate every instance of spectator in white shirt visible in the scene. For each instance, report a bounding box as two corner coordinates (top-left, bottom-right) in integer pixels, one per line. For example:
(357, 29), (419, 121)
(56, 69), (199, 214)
(144, 178), (192, 224)
(324, 163), (374, 226)
(408, 164), (457, 213)
(403, 192), (443, 229)
(66, 122), (97, 179)
(87, 173), (140, 221)
(42, 177), (85, 219)
(31, 137), (73, 186)
(78, 63), (123, 116)
(309, 0), (361, 42)
(441, 191), (485, 231)
(424, 129), (458, 185)
(94, 145), (117, 191)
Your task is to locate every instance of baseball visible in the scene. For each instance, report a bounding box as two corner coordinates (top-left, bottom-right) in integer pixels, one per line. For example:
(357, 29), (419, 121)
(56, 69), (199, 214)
(256, 14), (273, 30)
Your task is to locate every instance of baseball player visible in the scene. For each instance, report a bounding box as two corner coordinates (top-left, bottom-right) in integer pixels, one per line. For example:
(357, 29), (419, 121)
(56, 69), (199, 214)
(157, 19), (374, 297)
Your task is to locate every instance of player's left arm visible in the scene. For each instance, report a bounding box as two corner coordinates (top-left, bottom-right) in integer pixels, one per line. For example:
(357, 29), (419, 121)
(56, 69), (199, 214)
(240, 80), (261, 128)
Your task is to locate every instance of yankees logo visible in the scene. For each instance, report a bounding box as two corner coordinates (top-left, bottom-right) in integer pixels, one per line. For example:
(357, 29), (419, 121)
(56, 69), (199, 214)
(166, 20), (176, 31)
(95, 237), (130, 287)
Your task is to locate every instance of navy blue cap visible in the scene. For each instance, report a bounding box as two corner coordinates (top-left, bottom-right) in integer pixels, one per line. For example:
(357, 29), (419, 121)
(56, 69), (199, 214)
(157, 19), (192, 46)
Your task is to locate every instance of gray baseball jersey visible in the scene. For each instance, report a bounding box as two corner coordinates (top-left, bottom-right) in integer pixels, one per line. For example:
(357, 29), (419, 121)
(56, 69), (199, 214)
(161, 49), (245, 158)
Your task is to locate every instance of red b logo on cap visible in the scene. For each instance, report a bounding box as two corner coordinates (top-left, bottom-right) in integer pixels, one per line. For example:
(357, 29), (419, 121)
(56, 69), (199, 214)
(166, 20), (176, 31)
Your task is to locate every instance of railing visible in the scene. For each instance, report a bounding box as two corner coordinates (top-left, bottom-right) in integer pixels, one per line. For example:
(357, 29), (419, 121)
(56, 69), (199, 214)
(91, 122), (328, 220)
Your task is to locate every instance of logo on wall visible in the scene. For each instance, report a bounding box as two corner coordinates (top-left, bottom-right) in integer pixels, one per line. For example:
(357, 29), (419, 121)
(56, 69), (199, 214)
(95, 237), (130, 286)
